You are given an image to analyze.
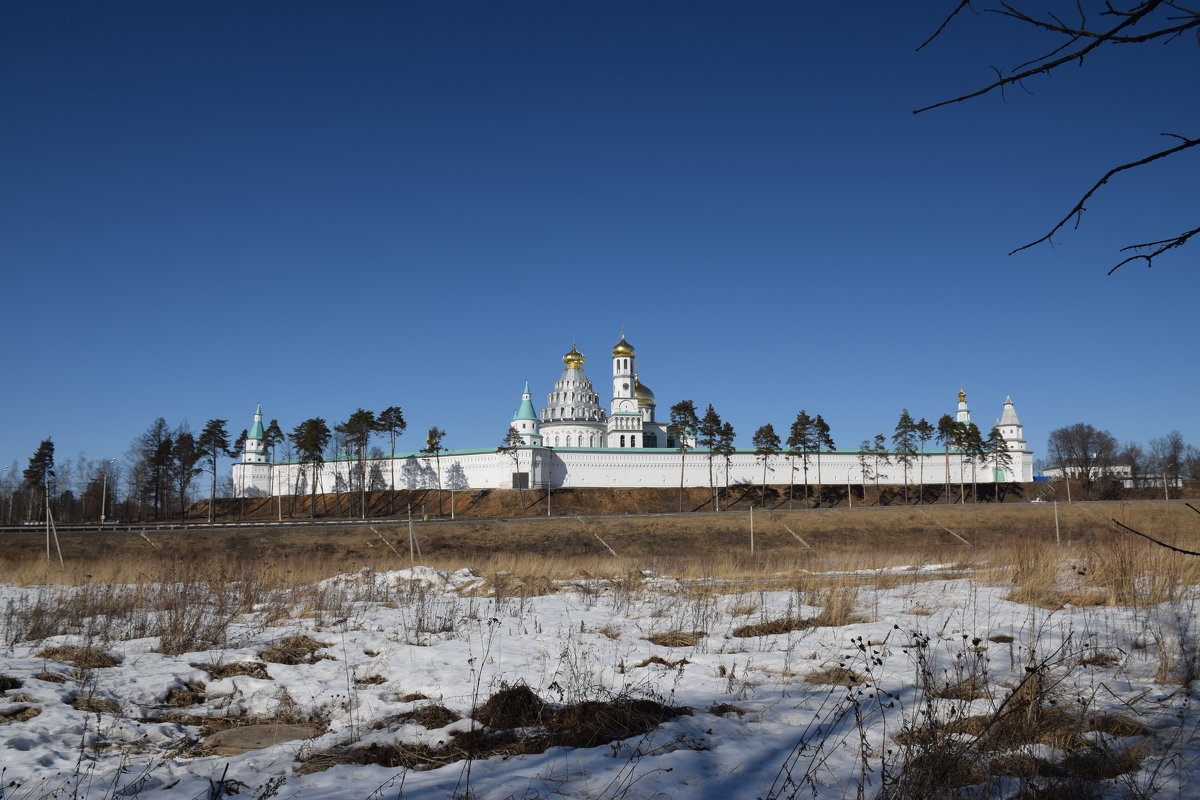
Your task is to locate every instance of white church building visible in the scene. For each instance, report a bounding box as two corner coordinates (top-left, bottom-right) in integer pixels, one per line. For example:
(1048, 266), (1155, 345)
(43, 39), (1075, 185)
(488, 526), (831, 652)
(233, 333), (1033, 497)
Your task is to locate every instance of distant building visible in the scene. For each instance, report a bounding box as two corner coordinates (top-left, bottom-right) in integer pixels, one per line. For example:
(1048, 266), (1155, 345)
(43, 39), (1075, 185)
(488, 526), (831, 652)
(233, 333), (1034, 496)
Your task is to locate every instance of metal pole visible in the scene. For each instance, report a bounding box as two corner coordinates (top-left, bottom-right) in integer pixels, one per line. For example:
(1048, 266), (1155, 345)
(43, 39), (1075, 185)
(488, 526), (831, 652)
(1053, 499), (1060, 545)
(1163, 466), (1170, 502)
(749, 505), (754, 554)
(407, 504), (415, 564)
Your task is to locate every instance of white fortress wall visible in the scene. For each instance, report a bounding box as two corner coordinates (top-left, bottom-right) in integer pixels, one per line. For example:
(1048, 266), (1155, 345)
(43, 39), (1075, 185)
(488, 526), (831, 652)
(234, 446), (1032, 497)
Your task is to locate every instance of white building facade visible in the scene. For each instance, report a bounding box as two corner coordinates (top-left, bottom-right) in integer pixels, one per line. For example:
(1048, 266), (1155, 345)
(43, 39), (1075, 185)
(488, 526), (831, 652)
(233, 334), (1034, 497)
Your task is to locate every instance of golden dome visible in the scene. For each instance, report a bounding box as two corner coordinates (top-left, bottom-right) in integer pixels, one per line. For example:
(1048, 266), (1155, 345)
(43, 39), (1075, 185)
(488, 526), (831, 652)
(611, 334), (635, 357)
(957, 389), (967, 403)
(634, 376), (655, 406)
(563, 345), (585, 369)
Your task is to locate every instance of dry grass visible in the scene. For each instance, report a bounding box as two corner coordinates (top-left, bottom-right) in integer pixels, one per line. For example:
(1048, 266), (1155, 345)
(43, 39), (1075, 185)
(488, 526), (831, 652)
(259, 634), (333, 665)
(302, 685), (690, 774)
(645, 630), (705, 647)
(804, 666), (865, 686)
(34, 645), (119, 669)
(732, 588), (864, 637)
(2, 499), (1195, 592)
(192, 661), (270, 680)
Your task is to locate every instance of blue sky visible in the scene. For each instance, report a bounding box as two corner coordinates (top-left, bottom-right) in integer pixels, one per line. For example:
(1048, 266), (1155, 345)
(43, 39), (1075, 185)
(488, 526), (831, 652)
(3, 2), (1197, 483)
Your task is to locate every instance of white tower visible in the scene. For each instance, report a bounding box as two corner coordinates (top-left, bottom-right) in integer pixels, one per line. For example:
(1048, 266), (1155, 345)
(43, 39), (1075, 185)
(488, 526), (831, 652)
(511, 381), (543, 446)
(607, 332), (642, 447)
(997, 396), (1026, 453)
(955, 387), (971, 424)
(234, 403), (273, 497)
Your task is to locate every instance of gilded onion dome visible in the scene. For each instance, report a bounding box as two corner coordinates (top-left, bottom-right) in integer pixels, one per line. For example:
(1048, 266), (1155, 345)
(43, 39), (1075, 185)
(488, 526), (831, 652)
(634, 375), (655, 406)
(563, 345), (585, 369)
(611, 334), (635, 357)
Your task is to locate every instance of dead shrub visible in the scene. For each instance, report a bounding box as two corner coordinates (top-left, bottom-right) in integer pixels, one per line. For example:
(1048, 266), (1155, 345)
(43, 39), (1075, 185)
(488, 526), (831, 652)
(804, 666), (865, 686)
(165, 682), (206, 706)
(72, 696), (121, 714)
(302, 689), (690, 774)
(1078, 651), (1121, 668)
(36, 645), (120, 669)
(397, 692), (429, 702)
(32, 671), (66, 684)
(373, 704), (461, 730)
(733, 589), (863, 638)
(259, 635), (333, 665)
(929, 676), (992, 701)
(988, 634), (1014, 644)
(710, 703), (746, 716)
(632, 655), (689, 668)
(354, 674), (387, 686)
(645, 630), (705, 647)
(0, 706), (41, 723)
(192, 661), (270, 680)
(473, 684), (545, 728)
(0, 675), (23, 691)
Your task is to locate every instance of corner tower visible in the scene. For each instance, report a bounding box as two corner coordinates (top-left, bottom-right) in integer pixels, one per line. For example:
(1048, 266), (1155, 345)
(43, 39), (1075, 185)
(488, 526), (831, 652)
(956, 387), (971, 424)
(511, 381), (543, 446)
(234, 403), (273, 497)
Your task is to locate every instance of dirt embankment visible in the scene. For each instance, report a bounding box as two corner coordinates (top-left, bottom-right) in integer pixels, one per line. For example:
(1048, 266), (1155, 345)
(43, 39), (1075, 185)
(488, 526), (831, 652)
(196, 482), (1048, 524)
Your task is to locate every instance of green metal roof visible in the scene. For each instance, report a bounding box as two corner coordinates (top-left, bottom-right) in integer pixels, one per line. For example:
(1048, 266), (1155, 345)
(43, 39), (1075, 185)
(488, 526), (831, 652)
(512, 381), (538, 421)
(248, 403), (265, 440)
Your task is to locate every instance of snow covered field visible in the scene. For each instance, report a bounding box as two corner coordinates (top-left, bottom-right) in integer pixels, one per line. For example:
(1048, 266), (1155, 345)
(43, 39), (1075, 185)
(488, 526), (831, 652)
(1, 561), (1198, 799)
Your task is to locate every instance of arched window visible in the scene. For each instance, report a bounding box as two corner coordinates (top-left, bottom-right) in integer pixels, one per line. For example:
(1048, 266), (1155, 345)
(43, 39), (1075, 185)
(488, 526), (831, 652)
(631, 435), (637, 448)
(620, 435), (625, 448)
(554, 436), (560, 446)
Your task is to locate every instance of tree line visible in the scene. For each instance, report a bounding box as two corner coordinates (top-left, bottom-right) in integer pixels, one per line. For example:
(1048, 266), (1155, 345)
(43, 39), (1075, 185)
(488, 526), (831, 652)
(1044, 424), (1199, 500)
(0, 405), (458, 524)
(663, 401), (1019, 508)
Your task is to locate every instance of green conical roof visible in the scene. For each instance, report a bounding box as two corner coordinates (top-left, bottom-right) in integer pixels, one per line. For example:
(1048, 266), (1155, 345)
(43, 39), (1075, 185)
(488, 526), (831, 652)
(248, 403), (265, 440)
(512, 382), (537, 421)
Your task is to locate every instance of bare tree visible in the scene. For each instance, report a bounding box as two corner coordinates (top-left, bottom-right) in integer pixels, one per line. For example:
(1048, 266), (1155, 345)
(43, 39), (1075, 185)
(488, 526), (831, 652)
(918, 1), (1200, 271)
(1047, 423), (1119, 498)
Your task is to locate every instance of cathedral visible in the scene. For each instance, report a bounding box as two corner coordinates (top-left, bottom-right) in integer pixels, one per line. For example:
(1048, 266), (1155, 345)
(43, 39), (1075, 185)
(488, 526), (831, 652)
(233, 332), (1033, 496)
(510, 333), (675, 451)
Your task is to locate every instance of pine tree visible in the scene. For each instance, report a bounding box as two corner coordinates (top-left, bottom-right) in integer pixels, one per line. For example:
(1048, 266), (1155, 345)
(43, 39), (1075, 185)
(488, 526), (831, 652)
(263, 419), (285, 461)
(872, 434), (890, 502)
(787, 411), (815, 506)
(173, 429), (202, 520)
(936, 415), (957, 504)
(753, 423), (781, 503)
(986, 424), (1015, 500)
(915, 418), (935, 504)
(197, 419), (231, 523)
(336, 408), (377, 519)
(667, 401), (699, 512)
(856, 440), (874, 502)
(697, 405), (723, 509)
(421, 427), (447, 514)
(892, 410), (918, 504)
(716, 421), (736, 508)
(376, 406), (406, 513)
(813, 415), (834, 507)
(290, 418), (331, 518)
(23, 438), (55, 522)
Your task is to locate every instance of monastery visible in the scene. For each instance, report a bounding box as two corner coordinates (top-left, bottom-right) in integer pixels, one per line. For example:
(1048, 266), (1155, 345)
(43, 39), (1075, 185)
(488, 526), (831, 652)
(232, 333), (1033, 497)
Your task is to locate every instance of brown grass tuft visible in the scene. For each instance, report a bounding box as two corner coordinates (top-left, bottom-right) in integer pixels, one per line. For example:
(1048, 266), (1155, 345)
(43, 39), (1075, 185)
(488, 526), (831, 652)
(259, 635), (333, 665)
(645, 630), (705, 647)
(0, 675), (23, 692)
(35, 645), (119, 669)
(0, 706), (41, 723)
(192, 661), (270, 680)
(804, 666), (865, 686)
(71, 696), (120, 714)
(473, 684), (545, 728)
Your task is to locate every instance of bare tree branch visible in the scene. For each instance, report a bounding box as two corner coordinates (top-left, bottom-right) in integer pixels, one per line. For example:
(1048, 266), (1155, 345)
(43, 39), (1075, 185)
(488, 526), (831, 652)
(1008, 134), (1200, 259)
(914, 2), (1162, 114)
(1112, 518), (1200, 556)
(916, 0), (973, 52)
(918, 2), (1200, 269)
